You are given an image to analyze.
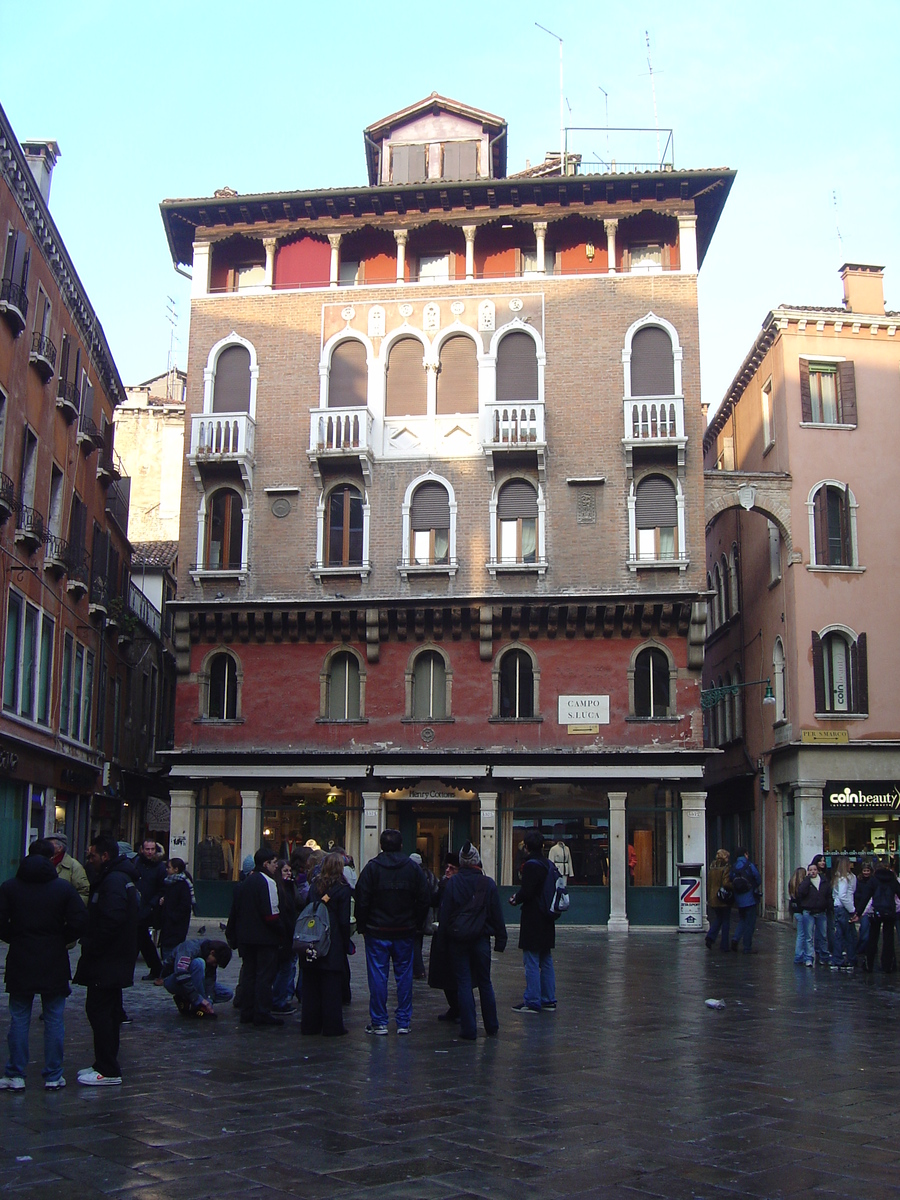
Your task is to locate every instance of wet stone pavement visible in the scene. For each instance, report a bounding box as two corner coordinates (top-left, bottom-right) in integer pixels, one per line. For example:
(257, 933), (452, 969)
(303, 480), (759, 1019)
(1, 921), (899, 1199)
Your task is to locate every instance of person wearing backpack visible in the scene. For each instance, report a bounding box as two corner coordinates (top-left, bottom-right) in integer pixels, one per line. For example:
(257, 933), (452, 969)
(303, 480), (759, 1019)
(299, 852), (352, 1037)
(729, 848), (761, 954)
(705, 849), (732, 952)
(863, 860), (900, 974)
(439, 842), (507, 1041)
(508, 830), (557, 1014)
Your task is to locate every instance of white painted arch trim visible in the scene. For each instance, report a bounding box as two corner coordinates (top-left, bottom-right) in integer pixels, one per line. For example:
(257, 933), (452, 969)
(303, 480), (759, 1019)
(806, 480), (860, 569)
(203, 331), (260, 419)
(621, 311), (683, 399)
(318, 329), (378, 409)
(315, 479), (371, 571)
(627, 471), (686, 566)
(400, 471), (458, 569)
(488, 475), (546, 565)
(195, 481), (251, 575)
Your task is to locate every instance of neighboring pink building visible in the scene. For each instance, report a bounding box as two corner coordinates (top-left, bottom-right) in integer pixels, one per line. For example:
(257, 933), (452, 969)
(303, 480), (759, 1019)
(703, 264), (900, 918)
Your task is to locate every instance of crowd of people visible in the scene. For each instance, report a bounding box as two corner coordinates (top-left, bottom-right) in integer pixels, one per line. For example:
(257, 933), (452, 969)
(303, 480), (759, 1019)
(706, 845), (900, 973)
(0, 825), (563, 1088)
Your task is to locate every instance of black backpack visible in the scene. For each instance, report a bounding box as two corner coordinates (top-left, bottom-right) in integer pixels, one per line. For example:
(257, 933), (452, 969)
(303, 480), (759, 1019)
(731, 862), (755, 896)
(872, 876), (897, 919)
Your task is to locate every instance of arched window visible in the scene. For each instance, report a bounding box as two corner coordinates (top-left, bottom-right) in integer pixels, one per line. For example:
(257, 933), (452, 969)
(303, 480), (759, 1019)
(633, 647), (670, 718)
(724, 672), (734, 742)
(712, 564), (723, 629)
(499, 648), (534, 719)
(206, 489), (243, 569)
(385, 337), (426, 417)
(729, 545), (740, 615)
(412, 650), (447, 720)
(329, 340), (367, 408)
(773, 638), (786, 722)
(813, 629), (868, 715)
(812, 484), (853, 566)
(436, 335), (477, 414)
(720, 555), (731, 621)
(733, 665), (743, 738)
(635, 476), (677, 561)
(207, 653), (238, 720)
(630, 327), (675, 397)
(327, 651), (361, 720)
(212, 345), (251, 413)
(410, 482), (450, 565)
(497, 479), (538, 564)
(706, 573), (714, 637)
(496, 331), (538, 403)
(326, 485), (364, 566)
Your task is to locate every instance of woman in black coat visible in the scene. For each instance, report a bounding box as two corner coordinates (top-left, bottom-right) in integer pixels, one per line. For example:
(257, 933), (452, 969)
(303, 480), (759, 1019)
(157, 859), (194, 961)
(299, 852), (352, 1037)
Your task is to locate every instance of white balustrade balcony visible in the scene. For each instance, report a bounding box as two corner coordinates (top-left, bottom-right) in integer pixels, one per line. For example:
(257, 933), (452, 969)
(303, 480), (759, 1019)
(623, 396), (685, 444)
(482, 401), (546, 479)
(189, 412), (256, 486)
(308, 406), (375, 482)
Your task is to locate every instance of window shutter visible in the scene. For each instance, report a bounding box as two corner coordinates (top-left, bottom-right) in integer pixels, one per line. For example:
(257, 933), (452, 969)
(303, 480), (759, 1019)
(329, 340), (367, 408)
(630, 327), (674, 397)
(799, 359), (812, 422)
(838, 360), (857, 426)
(410, 482), (450, 530)
(497, 479), (538, 519)
(436, 335), (478, 414)
(408, 144), (426, 182)
(392, 145), (409, 183)
(852, 632), (868, 714)
(841, 484), (852, 565)
(813, 487), (828, 565)
(812, 632), (826, 713)
(385, 338), (426, 416)
(213, 346), (251, 413)
(442, 143), (460, 179)
(460, 142), (477, 180)
(497, 332), (538, 402)
(635, 477), (677, 528)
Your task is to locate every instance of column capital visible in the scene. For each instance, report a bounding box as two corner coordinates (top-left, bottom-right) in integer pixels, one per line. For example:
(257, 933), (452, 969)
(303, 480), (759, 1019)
(393, 229), (409, 246)
(607, 791), (627, 810)
(327, 233), (343, 250)
(462, 224), (478, 244)
(676, 213), (698, 229)
(262, 236), (279, 251)
(532, 220), (548, 236)
(603, 219), (619, 235)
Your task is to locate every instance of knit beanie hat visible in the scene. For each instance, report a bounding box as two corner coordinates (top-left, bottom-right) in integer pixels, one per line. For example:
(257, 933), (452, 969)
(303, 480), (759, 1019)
(459, 841), (481, 868)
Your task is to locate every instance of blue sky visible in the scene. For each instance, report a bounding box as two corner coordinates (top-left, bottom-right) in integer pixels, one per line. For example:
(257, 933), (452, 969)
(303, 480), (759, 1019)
(3, 1), (897, 414)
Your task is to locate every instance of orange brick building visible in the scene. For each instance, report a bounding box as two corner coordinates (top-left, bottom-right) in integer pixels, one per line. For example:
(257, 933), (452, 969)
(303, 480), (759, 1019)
(161, 94), (733, 925)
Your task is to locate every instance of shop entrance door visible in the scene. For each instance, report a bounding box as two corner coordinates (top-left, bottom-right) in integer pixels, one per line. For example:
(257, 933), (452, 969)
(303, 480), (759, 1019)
(398, 804), (472, 879)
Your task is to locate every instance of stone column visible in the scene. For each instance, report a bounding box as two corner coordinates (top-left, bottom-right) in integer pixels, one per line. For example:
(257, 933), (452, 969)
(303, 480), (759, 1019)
(191, 242), (211, 298)
(328, 233), (342, 288)
(462, 224), (477, 281)
(394, 229), (408, 283)
(604, 220), (618, 275)
(533, 221), (548, 274)
(263, 237), (277, 290)
(169, 789), (196, 871)
(361, 791), (382, 870)
(608, 791), (629, 932)
(681, 791), (708, 933)
(499, 804), (514, 886)
(239, 790), (263, 871)
(344, 794), (361, 872)
(677, 214), (698, 274)
(43, 786), (57, 837)
(479, 792), (498, 879)
(794, 782), (825, 871)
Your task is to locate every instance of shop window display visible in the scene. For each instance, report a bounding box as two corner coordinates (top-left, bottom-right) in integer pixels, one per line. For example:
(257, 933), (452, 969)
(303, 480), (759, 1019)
(626, 785), (680, 887)
(261, 787), (348, 860)
(510, 784), (609, 885)
(195, 785), (240, 881)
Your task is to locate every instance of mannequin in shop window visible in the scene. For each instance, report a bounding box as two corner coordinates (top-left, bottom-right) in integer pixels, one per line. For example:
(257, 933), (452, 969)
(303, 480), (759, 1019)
(196, 836), (227, 881)
(548, 840), (573, 882)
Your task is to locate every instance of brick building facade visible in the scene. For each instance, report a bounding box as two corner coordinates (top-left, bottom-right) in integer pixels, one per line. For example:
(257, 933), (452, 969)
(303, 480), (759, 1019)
(161, 94), (733, 924)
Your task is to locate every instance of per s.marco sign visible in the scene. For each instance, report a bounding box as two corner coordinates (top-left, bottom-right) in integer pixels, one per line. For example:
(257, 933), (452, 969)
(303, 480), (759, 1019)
(825, 781), (900, 811)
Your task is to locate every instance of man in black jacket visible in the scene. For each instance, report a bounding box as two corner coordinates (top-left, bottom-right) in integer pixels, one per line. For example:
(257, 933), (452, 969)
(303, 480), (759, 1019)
(440, 841), (506, 1041)
(865, 860), (900, 973)
(225, 848), (284, 1027)
(133, 838), (166, 980)
(355, 829), (431, 1035)
(509, 829), (557, 1014)
(72, 833), (140, 1086)
(0, 839), (87, 1090)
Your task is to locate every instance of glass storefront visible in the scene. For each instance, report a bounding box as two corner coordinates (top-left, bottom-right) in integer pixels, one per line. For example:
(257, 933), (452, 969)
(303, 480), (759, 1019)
(261, 784), (349, 862)
(195, 783), (241, 881)
(626, 784), (680, 887)
(509, 784), (609, 885)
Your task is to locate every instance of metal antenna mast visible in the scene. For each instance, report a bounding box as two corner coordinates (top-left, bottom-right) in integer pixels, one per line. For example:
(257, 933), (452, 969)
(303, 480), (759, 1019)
(598, 85), (609, 162)
(645, 30), (661, 168)
(165, 296), (178, 403)
(536, 22), (565, 173)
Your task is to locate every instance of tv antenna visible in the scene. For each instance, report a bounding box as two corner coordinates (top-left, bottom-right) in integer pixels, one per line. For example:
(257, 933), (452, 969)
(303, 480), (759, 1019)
(598, 85), (610, 163)
(645, 30), (661, 168)
(536, 22), (565, 173)
(833, 189), (844, 253)
(165, 296), (178, 402)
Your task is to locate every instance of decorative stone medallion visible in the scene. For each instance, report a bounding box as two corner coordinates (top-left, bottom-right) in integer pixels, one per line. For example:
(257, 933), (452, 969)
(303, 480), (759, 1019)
(271, 497), (292, 518)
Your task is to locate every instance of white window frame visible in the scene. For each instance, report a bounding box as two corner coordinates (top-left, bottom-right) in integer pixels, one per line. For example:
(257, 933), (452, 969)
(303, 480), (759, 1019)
(488, 477), (547, 576)
(806, 480), (861, 572)
(621, 312), (683, 400)
(192, 484), (250, 583)
(761, 377), (774, 451)
(627, 473), (687, 571)
(202, 332), (260, 419)
(313, 480), (371, 580)
(400, 472), (458, 577)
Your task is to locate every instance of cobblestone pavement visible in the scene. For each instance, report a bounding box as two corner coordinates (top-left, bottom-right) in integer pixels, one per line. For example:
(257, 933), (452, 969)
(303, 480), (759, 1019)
(1, 921), (899, 1199)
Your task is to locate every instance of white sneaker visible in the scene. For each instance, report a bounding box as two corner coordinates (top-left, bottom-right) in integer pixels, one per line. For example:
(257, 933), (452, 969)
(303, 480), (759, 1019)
(44, 1077), (66, 1091)
(77, 1070), (122, 1087)
(0, 1076), (25, 1091)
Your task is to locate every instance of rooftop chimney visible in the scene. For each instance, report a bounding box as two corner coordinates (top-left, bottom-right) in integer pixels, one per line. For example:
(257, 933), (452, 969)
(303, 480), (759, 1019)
(20, 139), (60, 205)
(840, 263), (885, 316)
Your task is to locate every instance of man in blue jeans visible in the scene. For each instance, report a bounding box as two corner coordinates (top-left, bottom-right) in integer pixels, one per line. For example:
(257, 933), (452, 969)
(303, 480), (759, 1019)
(509, 830), (558, 1013)
(0, 839), (87, 1091)
(355, 829), (431, 1035)
(162, 939), (234, 1016)
(730, 847), (762, 954)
